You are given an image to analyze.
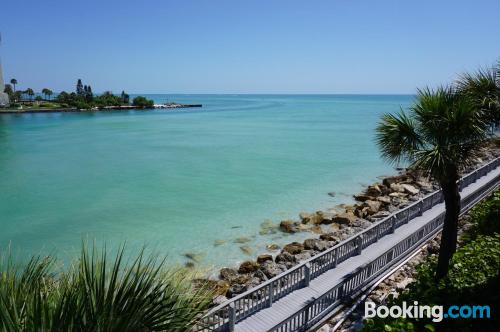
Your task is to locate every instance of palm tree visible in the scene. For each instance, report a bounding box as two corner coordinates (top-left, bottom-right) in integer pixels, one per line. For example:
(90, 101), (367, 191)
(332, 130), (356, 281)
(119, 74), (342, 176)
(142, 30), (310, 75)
(455, 65), (500, 132)
(46, 89), (53, 100)
(376, 86), (488, 279)
(25, 88), (34, 101)
(41, 88), (53, 100)
(10, 78), (17, 92)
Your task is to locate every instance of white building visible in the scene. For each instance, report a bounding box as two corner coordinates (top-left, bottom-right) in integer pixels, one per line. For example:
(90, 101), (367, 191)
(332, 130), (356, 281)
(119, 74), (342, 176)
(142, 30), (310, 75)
(0, 34), (10, 107)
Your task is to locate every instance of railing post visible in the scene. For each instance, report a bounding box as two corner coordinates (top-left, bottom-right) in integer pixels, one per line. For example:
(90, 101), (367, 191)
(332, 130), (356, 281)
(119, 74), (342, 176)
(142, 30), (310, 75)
(268, 282), (274, 307)
(405, 209), (410, 224)
(390, 216), (396, 233)
(375, 225), (381, 241)
(228, 303), (235, 332)
(356, 235), (363, 255)
(387, 249), (394, 262)
(303, 306), (310, 330)
(418, 199), (423, 216)
(333, 248), (338, 268)
(304, 263), (311, 287)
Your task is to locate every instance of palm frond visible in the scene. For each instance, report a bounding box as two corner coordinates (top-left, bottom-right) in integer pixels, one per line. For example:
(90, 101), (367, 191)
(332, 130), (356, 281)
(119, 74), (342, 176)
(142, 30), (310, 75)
(0, 245), (215, 331)
(376, 109), (422, 165)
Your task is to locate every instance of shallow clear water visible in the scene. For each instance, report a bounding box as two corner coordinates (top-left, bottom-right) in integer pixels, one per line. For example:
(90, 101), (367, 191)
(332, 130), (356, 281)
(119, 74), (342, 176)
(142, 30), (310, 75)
(0, 95), (412, 270)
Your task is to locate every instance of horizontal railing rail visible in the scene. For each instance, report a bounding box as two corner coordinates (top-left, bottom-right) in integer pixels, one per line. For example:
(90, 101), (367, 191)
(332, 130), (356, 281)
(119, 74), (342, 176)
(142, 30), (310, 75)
(195, 156), (500, 332)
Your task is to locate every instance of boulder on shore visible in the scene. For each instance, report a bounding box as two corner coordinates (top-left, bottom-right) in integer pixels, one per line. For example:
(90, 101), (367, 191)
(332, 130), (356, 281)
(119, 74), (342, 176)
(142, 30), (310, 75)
(365, 200), (382, 214)
(275, 252), (297, 264)
(256, 254), (273, 264)
(238, 260), (260, 274)
(332, 212), (357, 225)
(390, 183), (406, 193)
(401, 184), (419, 195)
(366, 184), (383, 197)
(354, 193), (374, 202)
(320, 232), (342, 243)
(219, 267), (238, 281)
(303, 238), (329, 251)
(376, 196), (391, 205)
(260, 261), (284, 278)
(282, 242), (304, 255)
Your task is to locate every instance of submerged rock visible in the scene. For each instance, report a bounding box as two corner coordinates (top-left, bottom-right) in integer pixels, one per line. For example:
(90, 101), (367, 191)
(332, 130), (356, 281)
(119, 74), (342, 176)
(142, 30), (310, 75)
(239, 245), (253, 255)
(184, 252), (204, 263)
(234, 237), (251, 244)
(266, 244), (280, 251)
(213, 239), (227, 247)
(279, 220), (300, 233)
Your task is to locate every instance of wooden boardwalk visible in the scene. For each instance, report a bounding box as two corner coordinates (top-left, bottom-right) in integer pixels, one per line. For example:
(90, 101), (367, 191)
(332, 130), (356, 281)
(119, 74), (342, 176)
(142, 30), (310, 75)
(197, 158), (500, 332)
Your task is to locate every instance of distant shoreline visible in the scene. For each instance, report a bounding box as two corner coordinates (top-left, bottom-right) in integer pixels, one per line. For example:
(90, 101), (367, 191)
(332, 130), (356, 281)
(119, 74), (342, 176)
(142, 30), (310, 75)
(0, 103), (203, 114)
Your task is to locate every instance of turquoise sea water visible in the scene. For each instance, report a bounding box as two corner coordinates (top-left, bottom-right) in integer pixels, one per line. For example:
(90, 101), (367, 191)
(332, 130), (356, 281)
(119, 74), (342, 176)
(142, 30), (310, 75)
(0, 95), (413, 270)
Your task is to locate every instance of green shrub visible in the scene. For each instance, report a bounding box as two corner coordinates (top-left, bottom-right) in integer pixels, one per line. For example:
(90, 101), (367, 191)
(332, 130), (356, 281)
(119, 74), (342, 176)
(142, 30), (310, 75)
(132, 96), (154, 108)
(463, 190), (500, 241)
(361, 234), (500, 331)
(0, 245), (214, 331)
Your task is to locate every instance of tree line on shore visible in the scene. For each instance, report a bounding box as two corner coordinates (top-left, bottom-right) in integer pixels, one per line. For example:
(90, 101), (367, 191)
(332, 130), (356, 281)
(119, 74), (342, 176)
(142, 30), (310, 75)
(3, 78), (154, 109)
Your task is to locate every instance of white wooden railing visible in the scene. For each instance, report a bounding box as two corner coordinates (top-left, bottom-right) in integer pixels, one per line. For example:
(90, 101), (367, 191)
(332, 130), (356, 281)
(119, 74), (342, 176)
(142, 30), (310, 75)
(196, 157), (500, 332)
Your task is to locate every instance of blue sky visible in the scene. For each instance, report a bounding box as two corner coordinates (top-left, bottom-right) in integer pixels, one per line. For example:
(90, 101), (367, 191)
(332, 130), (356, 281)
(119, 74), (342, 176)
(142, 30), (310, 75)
(1, 0), (499, 94)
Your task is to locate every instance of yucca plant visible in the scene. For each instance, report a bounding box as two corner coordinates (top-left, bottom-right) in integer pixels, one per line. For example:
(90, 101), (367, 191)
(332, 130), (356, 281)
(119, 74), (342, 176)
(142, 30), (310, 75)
(0, 245), (214, 332)
(376, 86), (489, 279)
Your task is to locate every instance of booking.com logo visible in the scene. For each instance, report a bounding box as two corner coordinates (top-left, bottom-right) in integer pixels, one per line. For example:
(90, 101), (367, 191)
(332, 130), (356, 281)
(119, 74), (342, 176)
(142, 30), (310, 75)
(365, 301), (491, 322)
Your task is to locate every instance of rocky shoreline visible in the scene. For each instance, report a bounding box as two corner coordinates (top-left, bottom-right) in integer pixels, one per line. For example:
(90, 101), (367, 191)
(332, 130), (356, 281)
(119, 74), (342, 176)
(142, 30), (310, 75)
(201, 142), (499, 305)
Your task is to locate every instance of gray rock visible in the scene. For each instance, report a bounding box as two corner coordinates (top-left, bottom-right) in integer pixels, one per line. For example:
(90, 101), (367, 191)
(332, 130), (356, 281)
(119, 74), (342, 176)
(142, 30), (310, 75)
(401, 184), (419, 195)
(294, 250), (313, 261)
(227, 284), (247, 297)
(303, 238), (330, 251)
(275, 252), (297, 264)
(238, 261), (260, 274)
(282, 242), (304, 255)
(219, 267), (238, 281)
(257, 254), (273, 264)
(213, 295), (228, 305)
(260, 261), (283, 278)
